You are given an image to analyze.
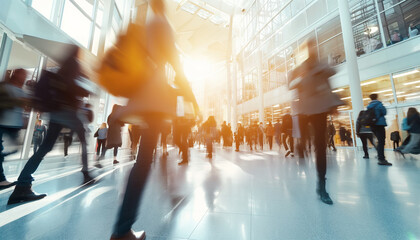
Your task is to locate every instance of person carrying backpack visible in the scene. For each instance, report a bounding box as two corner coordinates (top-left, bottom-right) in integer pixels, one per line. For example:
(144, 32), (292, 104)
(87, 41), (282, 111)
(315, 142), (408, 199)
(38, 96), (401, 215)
(367, 94), (392, 166)
(8, 46), (95, 205)
(106, 1), (199, 238)
(356, 110), (377, 159)
(0, 69), (28, 190)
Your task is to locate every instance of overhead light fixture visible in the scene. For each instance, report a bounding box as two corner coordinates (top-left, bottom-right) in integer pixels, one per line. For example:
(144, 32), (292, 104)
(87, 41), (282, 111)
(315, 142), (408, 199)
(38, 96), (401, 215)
(181, 1), (199, 14)
(373, 89), (392, 94)
(403, 80), (420, 86)
(395, 69), (419, 79)
(341, 96), (351, 100)
(361, 80), (377, 86)
(197, 9), (213, 19)
(332, 88), (344, 93)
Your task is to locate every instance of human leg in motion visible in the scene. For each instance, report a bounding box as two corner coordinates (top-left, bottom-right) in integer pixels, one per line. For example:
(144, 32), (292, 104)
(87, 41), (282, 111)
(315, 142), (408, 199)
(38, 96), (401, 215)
(8, 123), (62, 204)
(111, 118), (161, 238)
(308, 113), (332, 205)
(360, 135), (369, 158)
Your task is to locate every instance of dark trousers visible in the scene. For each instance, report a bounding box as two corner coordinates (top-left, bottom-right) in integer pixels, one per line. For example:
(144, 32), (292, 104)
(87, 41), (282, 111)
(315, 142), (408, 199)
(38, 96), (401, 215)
(359, 133), (376, 157)
(259, 136), (263, 150)
(393, 141), (399, 149)
(0, 127), (20, 182)
(328, 135), (336, 150)
(282, 133), (294, 153)
(113, 117), (161, 237)
(97, 139), (106, 156)
(17, 119), (88, 186)
(267, 136), (273, 150)
(33, 140), (42, 154)
(371, 125), (386, 161)
(303, 113), (327, 179)
(63, 136), (72, 156)
(113, 147), (118, 157)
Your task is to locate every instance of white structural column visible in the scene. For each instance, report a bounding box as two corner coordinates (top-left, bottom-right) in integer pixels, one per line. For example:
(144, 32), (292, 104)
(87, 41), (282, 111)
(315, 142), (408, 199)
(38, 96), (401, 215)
(338, 0), (364, 122)
(226, 15), (234, 124)
(21, 56), (47, 159)
(258, 50), (264, 124)
(232, 59), (238, 131)
(0, 34), (13, 81)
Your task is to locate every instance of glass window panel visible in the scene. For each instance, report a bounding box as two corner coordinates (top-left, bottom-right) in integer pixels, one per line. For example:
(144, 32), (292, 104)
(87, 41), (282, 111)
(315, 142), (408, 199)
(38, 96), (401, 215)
(319, 34), (345, 65)
(327, 0), (338, 12)
(115, 0), (126, 12)
(197, 9), (213, 19)
(96, 1), (104, 27)
(291, 0), (306, 16)
(281, 5), (291, 23)
(92, 27), (101, 55)
(73, 0), (94, 16)
(276, 63), (287, 85)
(317, 16), (342, 43)
(353, 16), (383, 56)
(361, 75), (394, 106)
(272, 13), (282, 30)
(350, 0), (376, 26)
(275, 50), (286, 67)
(306, 0), (327, 24)
(377, 0), (404, 12)
(332, 85), (352, 109)
(289, 13), (307, 37)
(32, 0), (54, 20)
(61, 1), (92, 47)
(393, 68), (420, 104)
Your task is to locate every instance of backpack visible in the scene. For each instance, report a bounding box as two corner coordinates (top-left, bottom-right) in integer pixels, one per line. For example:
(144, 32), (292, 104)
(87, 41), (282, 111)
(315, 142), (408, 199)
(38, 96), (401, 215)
(390, 131), (400, 141)
(33, 70), (66, 112)
(97, 24), (154, 98)
(359, 108), (377, 127)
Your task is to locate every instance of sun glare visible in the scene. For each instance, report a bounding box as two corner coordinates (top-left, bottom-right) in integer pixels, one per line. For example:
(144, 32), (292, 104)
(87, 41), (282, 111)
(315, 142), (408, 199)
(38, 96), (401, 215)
(182, 57), (214, 83)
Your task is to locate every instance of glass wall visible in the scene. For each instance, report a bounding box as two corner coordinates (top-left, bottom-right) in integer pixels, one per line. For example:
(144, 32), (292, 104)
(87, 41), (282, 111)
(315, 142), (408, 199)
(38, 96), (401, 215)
(393, 68), (420, 103)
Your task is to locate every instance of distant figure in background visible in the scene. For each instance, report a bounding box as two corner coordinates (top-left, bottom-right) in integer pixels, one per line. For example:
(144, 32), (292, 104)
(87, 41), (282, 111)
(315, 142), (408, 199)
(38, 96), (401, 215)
(106, 104), (124, 165)
(289, 38), (343, 205)
(339, 126), (347, 145)
(33, 120), (47, 154)
(221, 121), (229, 148)
(391, 30), (401, 43)
(257, 122), (264, 150)
(274, 119), (282, 151)
(345, 129), (353, 146)
(356, 110), (377, 159)
(203, 116), (217, 158)
(94, 122), (108, 167)
(408, 23), (418, 38)
(161, 121), (171, 157)
(0, 68), (28, 189)
(128, 124), (141, 160)
(265, 121), (274, 150)
(367, 93), (392, 166)
(62, 128), (73, 157)
(282, 113), (294, 157)
(327, 121), (337, 151)
(398, 108), (420, 155)
(390, 131), (401, 150)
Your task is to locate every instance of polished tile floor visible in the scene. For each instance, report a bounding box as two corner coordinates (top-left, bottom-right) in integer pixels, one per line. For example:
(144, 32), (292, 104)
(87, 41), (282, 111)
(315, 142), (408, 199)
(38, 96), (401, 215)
(0, 145), (419, 240)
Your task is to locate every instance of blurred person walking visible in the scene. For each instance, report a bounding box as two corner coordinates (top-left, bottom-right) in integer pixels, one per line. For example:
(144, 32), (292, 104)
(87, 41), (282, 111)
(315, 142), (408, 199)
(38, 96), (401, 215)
(327, 121), (337, 151)
(289, 39), (343, 205)
(367, 94), (392, 165)
(105, 105), (124, 165)
(62, 128), (73, 157)
(128, 124), (141, 160)
(103, 0), (199, 238)
(356, 110), (377, 159)
(282, 113), (294, 157)
(0, 69), (28, 189)
(203, 116), (217, 159)
(8, 46), (95, 205)
(33, 120), (47, 154)
(397, 108), (420, 155)
(265, 121), (274, 150)
(258, 122), (264, 150)
(94, 122), (108, 167)
(274, 119), (282, 151)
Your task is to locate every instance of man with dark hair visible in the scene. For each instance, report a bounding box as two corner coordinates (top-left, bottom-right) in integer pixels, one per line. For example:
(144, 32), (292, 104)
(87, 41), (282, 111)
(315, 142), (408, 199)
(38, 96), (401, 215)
(367, 94), (392, 166)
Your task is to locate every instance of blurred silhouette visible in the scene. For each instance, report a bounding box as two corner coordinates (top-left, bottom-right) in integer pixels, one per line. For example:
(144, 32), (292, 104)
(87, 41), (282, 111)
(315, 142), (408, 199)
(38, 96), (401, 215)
(0, 69), (28, 189)
(390, 131), (401, 150)
(265, 121), (274, 150)
(281, 113), (294, 157)
(327, 121), (337, 151)
(108, 0), (198, 239)
(8, 46), (95, 205)
(62, 128), (73, 157)
(94, 122), (108, 167)
(203, 116), (217, 159)
(398, 108), (420, 155)
(128, 124), (141, 160)
(33, 120), (47, 154)
(289, 38), (343, 205)
(274, 119), (282, 151)
(367, 94), (392, 166)
(356, 110), (377, 159)
(257, 122), (264, 150)
(105, 105), (124, 165)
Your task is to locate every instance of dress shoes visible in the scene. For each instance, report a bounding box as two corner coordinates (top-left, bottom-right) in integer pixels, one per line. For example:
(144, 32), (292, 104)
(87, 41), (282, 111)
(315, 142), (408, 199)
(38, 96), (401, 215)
(110, 230), (145, 240)
(7, 185), (47, 205)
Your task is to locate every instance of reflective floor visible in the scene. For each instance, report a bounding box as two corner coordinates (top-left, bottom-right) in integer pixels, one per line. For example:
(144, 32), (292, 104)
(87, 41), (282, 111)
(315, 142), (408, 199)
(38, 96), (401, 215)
(1, 145), (420, 240)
